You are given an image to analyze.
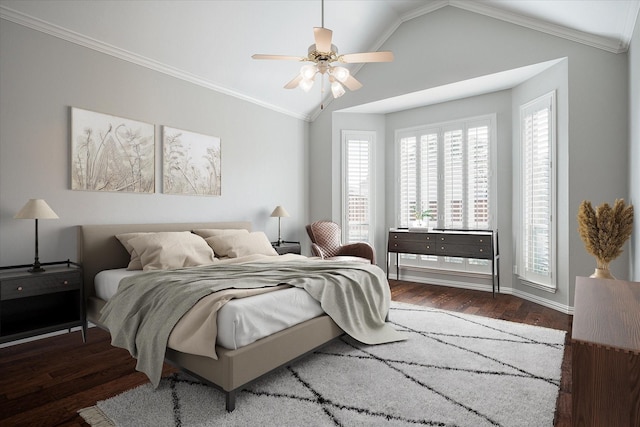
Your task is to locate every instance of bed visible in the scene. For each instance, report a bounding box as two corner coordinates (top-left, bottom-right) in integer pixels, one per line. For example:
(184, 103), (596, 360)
(79, 221), (400, 412)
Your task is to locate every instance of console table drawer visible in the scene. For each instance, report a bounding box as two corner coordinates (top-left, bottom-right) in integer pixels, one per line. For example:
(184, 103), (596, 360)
(389, 232), (435, 243)
(388, 240), (436, 255)
(435, 234), (490, 246)
(437, 243), (492, 259)
(1, 272), (81, 301)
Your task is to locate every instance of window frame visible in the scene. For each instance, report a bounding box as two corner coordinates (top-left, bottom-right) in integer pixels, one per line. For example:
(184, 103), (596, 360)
(394, 114), (497, 275)
(341, 130), (375, 246)
(516, 91), (557, 291)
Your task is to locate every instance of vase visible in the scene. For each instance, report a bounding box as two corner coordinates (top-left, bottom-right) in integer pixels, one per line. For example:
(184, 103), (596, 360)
(589, 261), (616, 280)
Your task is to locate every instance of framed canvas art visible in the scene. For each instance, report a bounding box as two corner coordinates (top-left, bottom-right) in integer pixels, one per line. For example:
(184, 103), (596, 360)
(71, 107), (155, 193)
(162, 126), (221, 196)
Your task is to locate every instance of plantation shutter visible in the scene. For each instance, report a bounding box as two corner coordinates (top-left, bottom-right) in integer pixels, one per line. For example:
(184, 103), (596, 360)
(396, 115), (494, 274)
(443, 129), (464, 229)
(519, 92), (555, 288)
(421, 133), (439, 225)
(342, 131), (374, 244)
(399, 135), (417, 227)
(467, 124), (490, 229)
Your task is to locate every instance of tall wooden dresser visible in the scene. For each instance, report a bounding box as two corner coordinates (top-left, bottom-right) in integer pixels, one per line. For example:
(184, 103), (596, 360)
(571, 276), (640, 427)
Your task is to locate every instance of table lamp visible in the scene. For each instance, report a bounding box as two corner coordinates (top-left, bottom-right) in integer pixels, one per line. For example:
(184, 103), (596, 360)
(270, 205), (290, 246)
(14, 199), (59, 272)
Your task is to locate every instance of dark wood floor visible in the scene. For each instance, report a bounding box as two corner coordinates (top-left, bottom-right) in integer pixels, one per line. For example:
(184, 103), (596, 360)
(0, 280), (572, 427)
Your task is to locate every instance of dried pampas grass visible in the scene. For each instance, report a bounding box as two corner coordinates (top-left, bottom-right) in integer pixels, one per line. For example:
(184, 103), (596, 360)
(577, 199), (634, 269)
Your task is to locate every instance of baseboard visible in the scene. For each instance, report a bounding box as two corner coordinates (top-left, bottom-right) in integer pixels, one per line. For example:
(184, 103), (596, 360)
(394, 272), (573, 314)
(511, 289), (574, 315)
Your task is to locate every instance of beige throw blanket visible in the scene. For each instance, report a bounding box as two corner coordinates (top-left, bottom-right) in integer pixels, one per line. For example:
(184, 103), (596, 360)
(99, 257), (405, 387)
(167, 285), (289, 359)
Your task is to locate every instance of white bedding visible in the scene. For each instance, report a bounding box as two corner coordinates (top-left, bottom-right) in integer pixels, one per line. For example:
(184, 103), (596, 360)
(94, 267), (324, 350)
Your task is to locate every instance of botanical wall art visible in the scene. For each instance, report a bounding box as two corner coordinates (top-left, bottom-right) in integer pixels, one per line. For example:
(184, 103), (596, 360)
(162, 126), (221, 196)
(71, 107), (155, 193)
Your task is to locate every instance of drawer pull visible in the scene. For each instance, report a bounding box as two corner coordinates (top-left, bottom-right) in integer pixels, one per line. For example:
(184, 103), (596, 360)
(441, 246), (445, 250)
(425, 245), (430, 249)
(479, 239), (484, 243)
(63, 280), (68, 285)
(479, 249), (483, 252)
(17, 286), (23, 291)
(394, 235), (398, 239)
(441, 237), (445, 241)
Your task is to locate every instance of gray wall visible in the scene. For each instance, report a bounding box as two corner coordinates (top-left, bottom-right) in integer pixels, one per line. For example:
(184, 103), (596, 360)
(309, 6), (630, 310)
(0, 20), (309, 266)
(630, 8), (640, 281)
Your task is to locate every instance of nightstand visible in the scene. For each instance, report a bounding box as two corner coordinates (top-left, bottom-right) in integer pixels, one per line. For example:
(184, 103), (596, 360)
(0, 261), (85, 344)
(271, 242), (301, 255)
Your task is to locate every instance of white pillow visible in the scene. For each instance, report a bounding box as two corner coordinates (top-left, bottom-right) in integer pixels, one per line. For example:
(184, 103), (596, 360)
(128, 231), (215, 271)
(205, 231), (278, 258)
(192, 228), (249, 239)
(115, 232), (151, 270)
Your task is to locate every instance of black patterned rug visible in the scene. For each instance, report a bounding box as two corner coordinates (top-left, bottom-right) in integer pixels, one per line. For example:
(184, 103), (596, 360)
(79, 302), (566, 426)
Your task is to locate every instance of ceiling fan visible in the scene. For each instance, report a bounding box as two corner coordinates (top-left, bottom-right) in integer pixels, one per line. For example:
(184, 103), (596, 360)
(252, 0), (393, 101)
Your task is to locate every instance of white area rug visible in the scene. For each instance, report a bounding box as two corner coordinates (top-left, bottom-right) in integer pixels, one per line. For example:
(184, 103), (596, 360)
(79, 302), (566, 426)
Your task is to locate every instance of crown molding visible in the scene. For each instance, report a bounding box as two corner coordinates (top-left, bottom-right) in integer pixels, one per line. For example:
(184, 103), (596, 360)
(2, 1), (634, 124)
(0, 5), (311, 122)
(449, 0), (631, 54)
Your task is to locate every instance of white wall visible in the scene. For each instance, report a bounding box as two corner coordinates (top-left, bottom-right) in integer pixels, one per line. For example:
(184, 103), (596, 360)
(630, 8), (640, 281)
(0, 20), (309, 266)
(309, 6), (630, 310)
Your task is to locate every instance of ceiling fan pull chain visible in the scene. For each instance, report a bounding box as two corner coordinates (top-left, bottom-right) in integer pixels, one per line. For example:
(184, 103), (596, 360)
(320, 76), (325, 109)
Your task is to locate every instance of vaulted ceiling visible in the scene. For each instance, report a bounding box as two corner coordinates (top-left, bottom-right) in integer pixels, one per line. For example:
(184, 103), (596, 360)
(1, 0), (638, 120)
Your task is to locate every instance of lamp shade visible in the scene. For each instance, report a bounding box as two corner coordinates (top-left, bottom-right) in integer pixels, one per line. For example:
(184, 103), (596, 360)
(270, 205), (290, 218)
(14, 199), (59, 219)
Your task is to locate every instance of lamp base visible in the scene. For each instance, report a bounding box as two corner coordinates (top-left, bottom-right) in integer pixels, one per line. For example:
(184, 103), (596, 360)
(29, 258), (45, 273)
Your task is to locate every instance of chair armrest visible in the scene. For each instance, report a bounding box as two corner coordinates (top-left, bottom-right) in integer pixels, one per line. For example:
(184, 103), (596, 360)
(336, 243), (376, 264)
(310, 243), (326, 258)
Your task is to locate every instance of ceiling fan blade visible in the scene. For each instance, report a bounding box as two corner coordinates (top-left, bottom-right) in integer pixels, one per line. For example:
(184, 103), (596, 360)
(314, 27), (333, 52)
(342, 75), (363, 91)
(284, 74), (303, 89)
(339, 51), (394, 63)
(252, 54), (305, 61)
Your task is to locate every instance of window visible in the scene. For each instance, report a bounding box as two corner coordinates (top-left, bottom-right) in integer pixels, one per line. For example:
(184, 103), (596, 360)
(396, 115), (494, 273)
(342, 131), (375, 245)
(517, 92), (556, 290)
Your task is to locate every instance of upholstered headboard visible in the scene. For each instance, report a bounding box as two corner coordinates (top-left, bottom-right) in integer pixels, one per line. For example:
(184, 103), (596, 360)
(78, 221), (252, 298)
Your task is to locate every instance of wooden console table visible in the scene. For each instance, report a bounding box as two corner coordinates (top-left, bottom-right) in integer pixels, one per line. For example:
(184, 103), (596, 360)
(572, 276), (640, 427)
(387, 229), (499, 296)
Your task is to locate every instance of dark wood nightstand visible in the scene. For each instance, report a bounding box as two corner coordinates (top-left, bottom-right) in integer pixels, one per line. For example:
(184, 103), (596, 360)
(271, 242), (301, 255)
(0, 261), (85, 344)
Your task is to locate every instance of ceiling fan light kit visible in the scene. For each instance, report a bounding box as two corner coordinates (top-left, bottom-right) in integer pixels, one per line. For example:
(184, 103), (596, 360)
(252, 0), (393, 103)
